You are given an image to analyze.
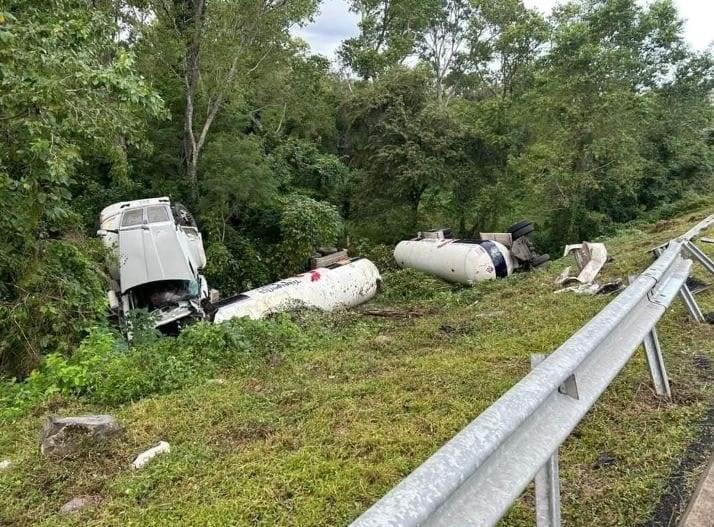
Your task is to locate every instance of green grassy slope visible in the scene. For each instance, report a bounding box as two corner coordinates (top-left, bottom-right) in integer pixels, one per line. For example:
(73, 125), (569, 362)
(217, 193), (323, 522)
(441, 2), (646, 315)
(2, 208), (714, 527)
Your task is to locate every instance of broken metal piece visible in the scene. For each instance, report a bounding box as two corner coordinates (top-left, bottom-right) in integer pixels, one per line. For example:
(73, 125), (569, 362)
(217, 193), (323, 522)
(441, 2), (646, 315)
(561, 242), (608, 285)
(554, 280), (623, 296)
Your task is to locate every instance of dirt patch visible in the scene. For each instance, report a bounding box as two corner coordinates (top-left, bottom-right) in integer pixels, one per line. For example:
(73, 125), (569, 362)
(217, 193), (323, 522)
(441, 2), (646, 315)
(640, 355), (714, 527)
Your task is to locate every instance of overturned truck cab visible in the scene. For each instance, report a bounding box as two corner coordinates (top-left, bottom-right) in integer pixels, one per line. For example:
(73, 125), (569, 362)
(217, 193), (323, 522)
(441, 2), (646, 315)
(98, 197), (210, 331)
(394, 221), (549, 285)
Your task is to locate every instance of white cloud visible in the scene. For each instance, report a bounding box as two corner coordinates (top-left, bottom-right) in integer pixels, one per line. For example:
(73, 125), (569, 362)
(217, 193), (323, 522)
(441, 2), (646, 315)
(294, 0), (712, 62)
(292, 0), (360, 58)
(524, 0), (713, 52)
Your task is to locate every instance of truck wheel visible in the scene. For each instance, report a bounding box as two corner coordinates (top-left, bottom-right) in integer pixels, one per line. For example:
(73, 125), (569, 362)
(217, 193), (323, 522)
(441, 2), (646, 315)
(508, 220), (535, 240)
(530, 254), (550, 268)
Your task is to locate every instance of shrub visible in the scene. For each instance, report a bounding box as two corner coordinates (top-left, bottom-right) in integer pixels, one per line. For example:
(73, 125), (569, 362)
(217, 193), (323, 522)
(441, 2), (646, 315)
(275, 194), (342, 275)
(0, 237), (108, 376)
(0, 316), (308, 420)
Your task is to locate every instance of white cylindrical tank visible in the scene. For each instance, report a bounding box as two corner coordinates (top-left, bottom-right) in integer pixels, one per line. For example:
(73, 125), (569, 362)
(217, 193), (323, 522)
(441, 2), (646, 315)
(213, 258), (381, 322)
(393, 238), (514, 285)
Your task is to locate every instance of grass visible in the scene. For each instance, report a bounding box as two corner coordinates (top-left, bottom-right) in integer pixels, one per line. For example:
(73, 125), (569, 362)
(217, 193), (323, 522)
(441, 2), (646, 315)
(1, 207), (714, 526)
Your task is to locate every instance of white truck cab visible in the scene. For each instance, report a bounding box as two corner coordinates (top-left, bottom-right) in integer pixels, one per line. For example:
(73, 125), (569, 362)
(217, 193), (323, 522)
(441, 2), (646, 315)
(98, 197), (209, 331)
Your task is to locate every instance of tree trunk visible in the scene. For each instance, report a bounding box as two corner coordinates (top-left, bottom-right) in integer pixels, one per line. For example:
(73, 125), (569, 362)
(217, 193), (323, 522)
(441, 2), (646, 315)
(182, 0), (205, 197)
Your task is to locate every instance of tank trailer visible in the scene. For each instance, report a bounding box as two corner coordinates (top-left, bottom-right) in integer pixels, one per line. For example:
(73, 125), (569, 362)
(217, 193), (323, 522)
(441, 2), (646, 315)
(394, 221), (549, 285)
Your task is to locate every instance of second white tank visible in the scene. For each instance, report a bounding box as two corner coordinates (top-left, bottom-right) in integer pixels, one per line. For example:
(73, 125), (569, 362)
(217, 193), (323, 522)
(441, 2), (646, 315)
(393, 235), (514, 285)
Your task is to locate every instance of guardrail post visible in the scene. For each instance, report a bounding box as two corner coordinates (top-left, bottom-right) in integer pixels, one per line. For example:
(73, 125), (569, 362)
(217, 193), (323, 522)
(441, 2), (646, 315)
(648, 252), (705, 322)
(679, 283), (705, 322)
(531, 354), (562, 527)
(641, 326), (671, 399)
(684, 241), (714, 275)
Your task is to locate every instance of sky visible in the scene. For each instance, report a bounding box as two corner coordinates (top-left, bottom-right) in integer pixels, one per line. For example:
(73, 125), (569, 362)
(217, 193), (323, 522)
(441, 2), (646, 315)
(292, 0), (713, 61)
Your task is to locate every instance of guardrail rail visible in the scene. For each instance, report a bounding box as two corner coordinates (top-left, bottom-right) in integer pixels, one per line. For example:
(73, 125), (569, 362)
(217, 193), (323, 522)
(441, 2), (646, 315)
(350, 215), (714, 527)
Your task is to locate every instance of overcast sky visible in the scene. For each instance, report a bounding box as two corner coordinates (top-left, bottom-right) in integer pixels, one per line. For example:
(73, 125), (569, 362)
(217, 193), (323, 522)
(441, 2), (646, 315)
(292, 0), (713, 61)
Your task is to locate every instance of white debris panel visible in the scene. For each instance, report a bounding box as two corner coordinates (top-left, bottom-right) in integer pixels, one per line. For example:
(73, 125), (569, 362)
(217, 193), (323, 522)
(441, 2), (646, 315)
(213, 258), (381, 322)
(560, 242), (608, 285)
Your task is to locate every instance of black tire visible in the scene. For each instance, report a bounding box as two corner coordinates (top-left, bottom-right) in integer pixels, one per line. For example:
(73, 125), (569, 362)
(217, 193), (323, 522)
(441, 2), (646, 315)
(530, 254), (550, 267)
(507, 220), (532, 233)
(508, 220), (535, 240)
(511, 224), (535, 240)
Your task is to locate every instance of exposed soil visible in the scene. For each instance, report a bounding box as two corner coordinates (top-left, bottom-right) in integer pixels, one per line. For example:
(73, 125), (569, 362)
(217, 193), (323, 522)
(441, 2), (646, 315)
(641, 354), (714, 527)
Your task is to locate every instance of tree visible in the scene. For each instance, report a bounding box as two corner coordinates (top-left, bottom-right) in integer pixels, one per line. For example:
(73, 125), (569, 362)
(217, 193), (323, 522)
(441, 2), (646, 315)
(345, 67), (466, 235)
(340, 0), (432, 79)
(512, 0), (702, 246)
(147, 0), (318, 193)
(455, 0), (547, 98)
(416, 0), (471, 103)
(0, 0), (164, 373)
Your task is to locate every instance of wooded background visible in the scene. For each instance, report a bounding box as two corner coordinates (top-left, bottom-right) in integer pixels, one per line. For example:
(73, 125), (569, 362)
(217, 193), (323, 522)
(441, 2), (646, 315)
(0, 0), (712, 374)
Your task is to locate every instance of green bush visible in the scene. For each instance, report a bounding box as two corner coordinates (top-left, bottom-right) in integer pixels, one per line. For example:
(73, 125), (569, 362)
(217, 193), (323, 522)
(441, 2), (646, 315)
(0, 316), (308, 420)
(275, 194), (343, 275)
(348, 238), (399, 272)
(0, 237), (108, 376)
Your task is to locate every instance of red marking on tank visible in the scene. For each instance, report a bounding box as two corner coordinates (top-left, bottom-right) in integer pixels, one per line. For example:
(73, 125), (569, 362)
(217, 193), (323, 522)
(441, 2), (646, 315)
(310, 271), (321, 282)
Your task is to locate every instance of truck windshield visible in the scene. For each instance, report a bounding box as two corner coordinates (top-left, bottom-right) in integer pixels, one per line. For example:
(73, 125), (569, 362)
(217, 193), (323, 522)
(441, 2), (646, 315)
(146, 206), (170, 223)
(121, 208), (144, 227)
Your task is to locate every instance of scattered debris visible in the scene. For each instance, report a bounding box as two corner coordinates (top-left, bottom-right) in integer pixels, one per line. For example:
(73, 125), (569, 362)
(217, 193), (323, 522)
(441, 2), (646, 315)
(439, 322), (478, 335)
(374, 335), (393, 346)
(555, 280), (624, 296)
(558, 242), (608, 285)
(594, 452), (618, 469)
(359, 306), (426, 318)
(473, 310), (505, 318)
(554, 241), (621, 295)
(59, 495), (101, 515)
(597, 280), (625, 295)
(132, 441), (171, 469)
(0, 459), (11, 470)
(40, 415), (122, 457)
(310, 248), (349, 269)
(701, 237), (714, 244)
(440, 324), (457, 335)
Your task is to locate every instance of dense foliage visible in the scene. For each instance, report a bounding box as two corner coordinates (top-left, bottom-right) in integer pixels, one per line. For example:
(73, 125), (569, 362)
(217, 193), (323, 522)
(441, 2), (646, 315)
(0, 0), (712, 375)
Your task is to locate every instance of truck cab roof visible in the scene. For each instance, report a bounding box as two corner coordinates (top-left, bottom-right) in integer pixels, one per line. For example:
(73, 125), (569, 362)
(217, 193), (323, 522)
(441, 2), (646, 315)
(100, 197), (172, 232)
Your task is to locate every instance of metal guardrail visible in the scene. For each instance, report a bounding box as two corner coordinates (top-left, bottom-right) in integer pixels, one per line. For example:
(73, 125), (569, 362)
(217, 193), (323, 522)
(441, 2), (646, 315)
(351, 215), (714, 527)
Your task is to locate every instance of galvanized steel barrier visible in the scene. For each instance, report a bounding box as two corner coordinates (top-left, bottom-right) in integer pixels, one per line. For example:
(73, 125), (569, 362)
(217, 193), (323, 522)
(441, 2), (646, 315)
(350, 215), (714, 527)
